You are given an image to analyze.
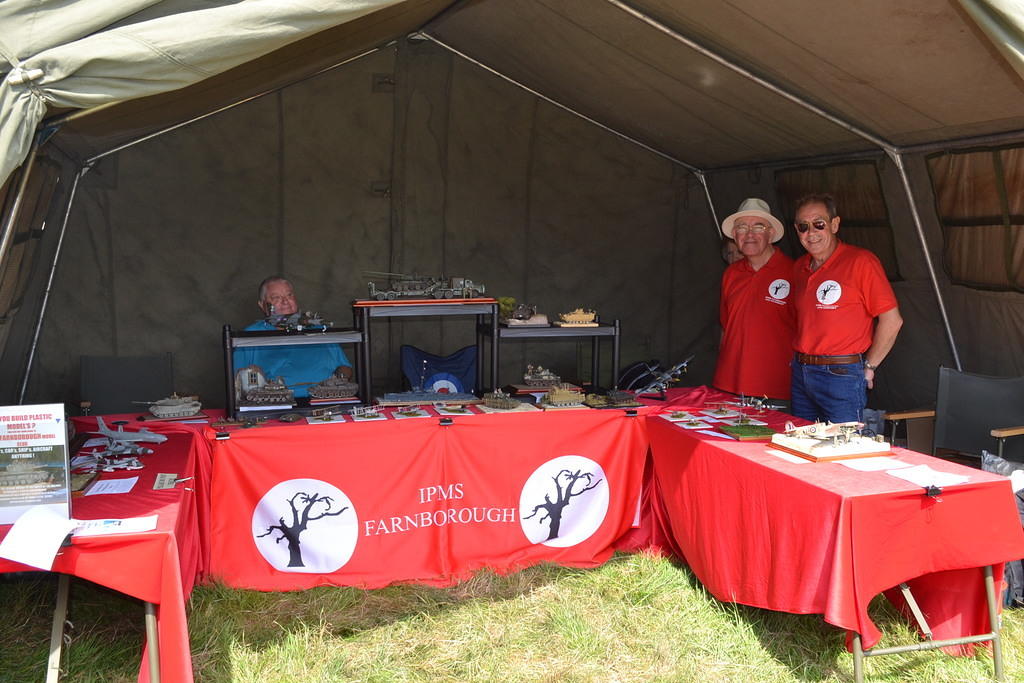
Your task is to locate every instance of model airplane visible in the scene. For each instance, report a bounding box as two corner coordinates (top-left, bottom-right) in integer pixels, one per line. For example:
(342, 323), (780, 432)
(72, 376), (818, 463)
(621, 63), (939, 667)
(92, 416), (167, 456)
(629, 355), (695, 399)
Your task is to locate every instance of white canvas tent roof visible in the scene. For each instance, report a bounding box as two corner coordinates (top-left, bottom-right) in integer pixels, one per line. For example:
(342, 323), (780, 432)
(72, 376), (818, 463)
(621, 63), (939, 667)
(4, 0), (1023, 179)
(2, 0), (1024, 409)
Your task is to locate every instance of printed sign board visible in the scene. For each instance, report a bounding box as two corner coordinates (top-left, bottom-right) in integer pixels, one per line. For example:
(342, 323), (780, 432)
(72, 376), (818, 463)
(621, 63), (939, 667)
(0, 403), (70, 525)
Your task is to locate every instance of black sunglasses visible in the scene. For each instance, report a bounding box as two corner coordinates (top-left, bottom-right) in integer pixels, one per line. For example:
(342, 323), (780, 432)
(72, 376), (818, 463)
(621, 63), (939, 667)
(795, 219), (829, 233)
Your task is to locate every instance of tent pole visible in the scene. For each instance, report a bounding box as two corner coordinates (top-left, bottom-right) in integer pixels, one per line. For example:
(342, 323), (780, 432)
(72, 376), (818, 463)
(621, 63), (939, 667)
(18, 164), (88, 403)
(0, 134), (41, 287)
(888, 150), (962, 371)
(694, 171), (722, 237)
(415, 32), (702, 173)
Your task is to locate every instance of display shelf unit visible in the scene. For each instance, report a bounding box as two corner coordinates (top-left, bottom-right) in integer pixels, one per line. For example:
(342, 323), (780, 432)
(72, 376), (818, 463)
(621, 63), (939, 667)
(478, 319), (621, 390)
(222, 325), (366, 417)
(353, 299), (499, 395)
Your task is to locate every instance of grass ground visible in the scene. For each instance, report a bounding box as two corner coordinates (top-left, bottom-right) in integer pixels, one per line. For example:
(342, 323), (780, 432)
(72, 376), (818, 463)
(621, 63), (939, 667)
(1, 552), (1020, 682)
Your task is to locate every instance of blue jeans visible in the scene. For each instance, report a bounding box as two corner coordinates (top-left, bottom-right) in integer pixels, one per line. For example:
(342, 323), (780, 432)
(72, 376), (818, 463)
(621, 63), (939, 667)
(790, 359), (866, 423)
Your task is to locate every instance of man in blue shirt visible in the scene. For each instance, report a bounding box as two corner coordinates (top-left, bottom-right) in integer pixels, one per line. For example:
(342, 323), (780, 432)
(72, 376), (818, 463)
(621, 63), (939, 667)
(234, 276), (353, 397)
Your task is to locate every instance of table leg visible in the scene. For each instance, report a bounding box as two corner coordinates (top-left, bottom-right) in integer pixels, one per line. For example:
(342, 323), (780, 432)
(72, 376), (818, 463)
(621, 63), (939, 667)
(851, 632), (864, 683)
(984, 565), (1004, 681)
(612, 319), (620, 389)
(145, 602), (161, 683)
(46, 574), (71, 683)
(491, 306), (499, 391)
(360, 307), (372, 403)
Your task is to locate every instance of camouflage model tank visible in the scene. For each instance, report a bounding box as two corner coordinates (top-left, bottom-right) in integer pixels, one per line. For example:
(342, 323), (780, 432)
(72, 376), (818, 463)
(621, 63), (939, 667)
(541, 383), (585, 408)
(0, 460), (51, 487)
(483, 389), (520, 410)
(523, 365), (560, 387)
(307, 376), (359, 400)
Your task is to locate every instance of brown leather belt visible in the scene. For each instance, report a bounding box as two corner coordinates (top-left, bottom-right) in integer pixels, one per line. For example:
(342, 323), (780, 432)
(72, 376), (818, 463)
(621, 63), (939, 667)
(796, 353), (863, 366)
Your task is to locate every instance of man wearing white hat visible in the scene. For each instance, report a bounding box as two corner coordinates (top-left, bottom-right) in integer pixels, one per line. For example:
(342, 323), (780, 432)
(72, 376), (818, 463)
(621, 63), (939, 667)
(712, 198), (795, 400)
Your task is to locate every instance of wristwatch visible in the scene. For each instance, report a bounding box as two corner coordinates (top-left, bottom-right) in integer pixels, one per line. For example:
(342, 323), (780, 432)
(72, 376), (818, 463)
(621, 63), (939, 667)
(864, 362), (877, 371)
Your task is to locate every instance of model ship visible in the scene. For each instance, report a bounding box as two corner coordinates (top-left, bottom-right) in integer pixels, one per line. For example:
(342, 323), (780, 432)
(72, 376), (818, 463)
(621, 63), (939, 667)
(523, 364), (560, 387)
(366, 272), (486, 300)
(307, 375), (359, 400)
(770, 421), (890, 461)
(540, 383), (586, 409)
(377, 390), (480, 406)
(555, 308), (598, 327)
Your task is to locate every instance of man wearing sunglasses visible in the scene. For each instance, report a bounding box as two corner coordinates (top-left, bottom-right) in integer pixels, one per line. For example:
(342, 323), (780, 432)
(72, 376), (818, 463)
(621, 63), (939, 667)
(713, 198), (795, 402)
(790, 194), (903, 423)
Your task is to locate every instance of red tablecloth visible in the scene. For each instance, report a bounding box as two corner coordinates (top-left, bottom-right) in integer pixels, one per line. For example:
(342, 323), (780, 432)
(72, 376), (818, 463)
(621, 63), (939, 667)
(645, 387), (1024, 652)
(208, 408), (651, 590)
(0, 416), (212, 683)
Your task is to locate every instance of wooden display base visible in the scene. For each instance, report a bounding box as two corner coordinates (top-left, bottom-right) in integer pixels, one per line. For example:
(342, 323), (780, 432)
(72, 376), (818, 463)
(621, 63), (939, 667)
(552, 321), (599, 327)
(768, 441), (892, 462)
(718, 424), (776, 441)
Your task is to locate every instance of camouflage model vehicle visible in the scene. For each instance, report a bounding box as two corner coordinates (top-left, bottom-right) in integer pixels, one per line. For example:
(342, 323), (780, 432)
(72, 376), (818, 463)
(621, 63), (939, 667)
(366, 271), (486, 300)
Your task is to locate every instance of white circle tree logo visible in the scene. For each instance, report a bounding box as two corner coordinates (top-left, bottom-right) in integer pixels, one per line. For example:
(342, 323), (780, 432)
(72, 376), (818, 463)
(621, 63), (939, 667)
(252, 478), (358, 573)
(816, 280), (842, 305)
(519, 455), (609, 548)
(768, 278), (790, 300)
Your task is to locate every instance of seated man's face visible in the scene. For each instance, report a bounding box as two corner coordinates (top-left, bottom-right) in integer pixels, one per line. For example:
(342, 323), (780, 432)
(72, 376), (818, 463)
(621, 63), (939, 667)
(261, 281), (298, 316)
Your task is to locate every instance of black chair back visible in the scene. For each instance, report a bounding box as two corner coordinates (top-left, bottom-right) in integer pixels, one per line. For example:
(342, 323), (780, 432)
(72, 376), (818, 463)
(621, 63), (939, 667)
(80, 353), (174, 415)
(934, 366), (1024, 461)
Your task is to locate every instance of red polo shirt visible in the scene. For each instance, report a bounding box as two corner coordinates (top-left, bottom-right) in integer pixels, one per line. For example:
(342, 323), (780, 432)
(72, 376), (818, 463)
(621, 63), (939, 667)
(713, 248), (795, 399)
(792, 241), (898, 355)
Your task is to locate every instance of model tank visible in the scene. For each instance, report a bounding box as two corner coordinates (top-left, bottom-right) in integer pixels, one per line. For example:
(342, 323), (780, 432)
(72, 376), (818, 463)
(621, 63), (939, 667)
(483, 389), (520, 410)
(524, 364), (560, 387)
(0, 460), (51, 487)
(366, 271), (486, 300)
(307, 376), (359, 400)
(149, 394), (202, 419)
(558, 308), (597, 325)
(542, 383), (585, 408)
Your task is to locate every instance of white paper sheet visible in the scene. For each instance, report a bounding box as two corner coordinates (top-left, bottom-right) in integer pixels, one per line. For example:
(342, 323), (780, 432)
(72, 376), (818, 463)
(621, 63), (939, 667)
(696, 429), (737, 439)
(838, 456), (913, 472)
(885, 464), (970, 487)
(0, 506), (77, 570)
(765, 448), (810, 464)
(85, 477), (139, 495)
(74, 515), (158, 537)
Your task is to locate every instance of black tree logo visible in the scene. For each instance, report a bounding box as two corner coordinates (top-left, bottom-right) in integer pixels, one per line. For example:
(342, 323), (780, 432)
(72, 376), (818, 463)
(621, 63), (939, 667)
(524, 468), (603, 541)
(256, 491), (348, 567)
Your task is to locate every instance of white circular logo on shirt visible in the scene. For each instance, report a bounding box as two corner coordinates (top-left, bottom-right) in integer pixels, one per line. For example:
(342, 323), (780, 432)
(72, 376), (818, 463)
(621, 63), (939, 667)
(768, 279), (790, 300)
(816, 280), (842, 305)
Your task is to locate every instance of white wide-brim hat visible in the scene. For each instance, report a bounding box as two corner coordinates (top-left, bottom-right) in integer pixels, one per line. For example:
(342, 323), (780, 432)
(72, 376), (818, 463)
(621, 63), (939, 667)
(721, 197), (784, 243)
